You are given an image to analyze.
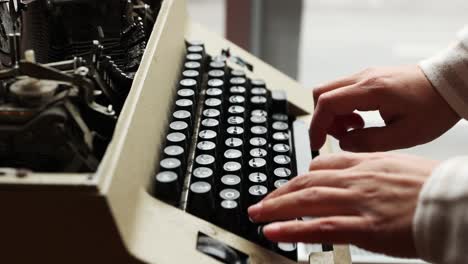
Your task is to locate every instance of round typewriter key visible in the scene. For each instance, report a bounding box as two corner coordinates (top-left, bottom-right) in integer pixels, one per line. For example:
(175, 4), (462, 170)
(206, 88), (223, 99)
(164, 145), (184, 158)
(275, 243), (298, 261)
(226, 126), (244, 137)
(248, 158), (267, 173)
(173, 110), (191, 125)
(274, 167), (292, 179)
(249, 172), (267, 184)
(251, 79), (266, 88)
(177, 88), (195, 102)
(227, 116), (244, 126)
(250, 115), (267, 126)
(272, 113), (289, 122)
(204, 98), (222, 111)
(208, 78), (224, 89)
(175, 99), (194, 113)
(208, 69), (225, 79)
(160, 158), (182, 177)
(251, 96), (268, 108)
(274, 155), (291, 166)
(274, 179), (289, 189)
(251, 109), (268, 117)
(224, 149), (242, 162)
(169, 121), (189, 137)
(201, 118), (220, 132)
(228, 105), (245, 116)
(223, 161), (242, 175)
(154, 171), (181, 206)
(203, 109), (221, 119)
(216, 200), (241, 234)
(210, 60), (226, 70)
(231, 69), (246, 77)
(188, 181), (215, 221)
(197, 141), (216, 156)
(250, 148), (267, 158)
(192, 167), (214, 183)
(187, 45), (204, 54)
(230, 77), (247, 86)
(184, 61), (201, 71)
(251, 87), (267, 95)
(180, 78), (197, 89)
(249, 137), (267, 148)
(225, 138), (243, 149)
(186, 53), (203, 63)
(272, 131), (290, 143)
(195, 154), (216, 169)
(212, 55), (227, 62)
(229, 95), (245, 105)
(221, 175), (242, 189)
(187, 40), (204, 47)
(273, 143), (290, 155)
(248, 185), (268, 205)
(251, 126), (268, 136)
(167, 132), (187, 148)
(230, 86), (246, 95)
(272, 121), (289, 131)
(198, 130), (217, 142)
(220, 189), (240, 201)
(182, 69), (200, 79)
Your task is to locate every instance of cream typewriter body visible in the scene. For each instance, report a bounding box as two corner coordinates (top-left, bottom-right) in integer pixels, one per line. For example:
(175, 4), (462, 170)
(0, 0), (350, 263)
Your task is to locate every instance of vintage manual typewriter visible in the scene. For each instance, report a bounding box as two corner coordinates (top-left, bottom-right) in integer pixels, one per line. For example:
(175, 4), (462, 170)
(0, 0), (350, 263)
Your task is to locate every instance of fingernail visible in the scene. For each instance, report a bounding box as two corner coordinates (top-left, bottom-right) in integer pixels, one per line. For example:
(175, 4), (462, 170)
(248, 202), (263, 220)
(263, 223), (282, 234)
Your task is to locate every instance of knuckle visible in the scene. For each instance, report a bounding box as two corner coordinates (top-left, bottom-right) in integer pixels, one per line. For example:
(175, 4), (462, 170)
(358, 67), (377, 77)
(360, 76), (386, 88)
(316, 93), (334, 109)
(291, 175), (310, 189)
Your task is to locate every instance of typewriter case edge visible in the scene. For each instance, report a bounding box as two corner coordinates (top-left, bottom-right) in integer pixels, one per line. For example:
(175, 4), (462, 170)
(0, 0), (351, 263)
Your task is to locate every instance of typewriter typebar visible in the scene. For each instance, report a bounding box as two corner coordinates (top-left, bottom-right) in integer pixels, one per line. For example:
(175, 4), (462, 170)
(0, 0), (350, 263)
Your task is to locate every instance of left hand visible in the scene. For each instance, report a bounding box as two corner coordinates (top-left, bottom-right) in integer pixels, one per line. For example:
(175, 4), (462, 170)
(247, 152), (439, 258)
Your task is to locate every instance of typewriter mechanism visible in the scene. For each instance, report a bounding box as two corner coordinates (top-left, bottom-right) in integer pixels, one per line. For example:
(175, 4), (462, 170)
(0, 0), (161, 172)
(0, 1), (351, 263)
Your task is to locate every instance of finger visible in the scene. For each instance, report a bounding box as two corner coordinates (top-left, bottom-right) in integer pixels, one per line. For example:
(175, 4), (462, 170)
(310, 84), (380, 150)
(309, 152), (366, 171)
(313, 74), (359, 105)
(327, 113), (365, 139)
(248, 187), (358, 222)
(263, 170), (347, 201)
(262, 216), (369, 245)
(339, 120), (411, 152)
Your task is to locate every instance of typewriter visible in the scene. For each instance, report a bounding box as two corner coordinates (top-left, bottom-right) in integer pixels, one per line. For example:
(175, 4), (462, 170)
(0, 0), (350, 263)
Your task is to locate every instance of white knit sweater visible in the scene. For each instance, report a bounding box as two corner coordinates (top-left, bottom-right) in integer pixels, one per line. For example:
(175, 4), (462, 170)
(416, 25), (468, 264)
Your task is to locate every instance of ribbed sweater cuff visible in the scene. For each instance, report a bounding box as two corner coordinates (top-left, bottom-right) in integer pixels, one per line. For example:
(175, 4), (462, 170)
(419, 27), (468, 120)
(413, 157), (468, 264)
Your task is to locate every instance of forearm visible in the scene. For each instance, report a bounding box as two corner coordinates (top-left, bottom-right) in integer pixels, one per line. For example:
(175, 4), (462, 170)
(413, 156), (468, 264)
(420, 25), (468, 119)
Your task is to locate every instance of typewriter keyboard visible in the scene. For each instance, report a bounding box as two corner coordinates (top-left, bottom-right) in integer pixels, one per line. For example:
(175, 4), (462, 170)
(153, 41), (305, 261)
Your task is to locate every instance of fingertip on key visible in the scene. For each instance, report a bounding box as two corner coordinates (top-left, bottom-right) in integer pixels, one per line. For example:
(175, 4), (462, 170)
(248, 202), (263, 221)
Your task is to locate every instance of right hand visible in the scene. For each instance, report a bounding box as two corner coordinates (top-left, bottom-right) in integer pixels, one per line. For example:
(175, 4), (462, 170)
(310, 65), (461, 152)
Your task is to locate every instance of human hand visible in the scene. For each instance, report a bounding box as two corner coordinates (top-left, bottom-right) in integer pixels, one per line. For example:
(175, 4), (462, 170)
(248, 152), (439, 258)
(310, 65), (460, 152)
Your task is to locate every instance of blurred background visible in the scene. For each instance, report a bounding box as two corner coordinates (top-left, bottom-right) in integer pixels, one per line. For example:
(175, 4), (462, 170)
(187, 0), (468, 160)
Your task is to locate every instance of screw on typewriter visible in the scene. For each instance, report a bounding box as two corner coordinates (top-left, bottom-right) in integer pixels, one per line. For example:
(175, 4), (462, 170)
(0, 49), (117, 172)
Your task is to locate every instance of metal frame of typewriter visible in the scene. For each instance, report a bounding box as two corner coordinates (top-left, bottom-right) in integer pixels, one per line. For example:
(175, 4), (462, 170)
(0, 0), (351, 263)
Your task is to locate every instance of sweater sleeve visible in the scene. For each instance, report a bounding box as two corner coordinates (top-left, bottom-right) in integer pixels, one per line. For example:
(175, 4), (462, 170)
(413, 157), (468, 264)
(419, 25), (468, 120)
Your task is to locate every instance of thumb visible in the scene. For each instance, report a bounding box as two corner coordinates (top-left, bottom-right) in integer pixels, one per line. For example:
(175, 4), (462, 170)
(339, 122), (410, 152)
